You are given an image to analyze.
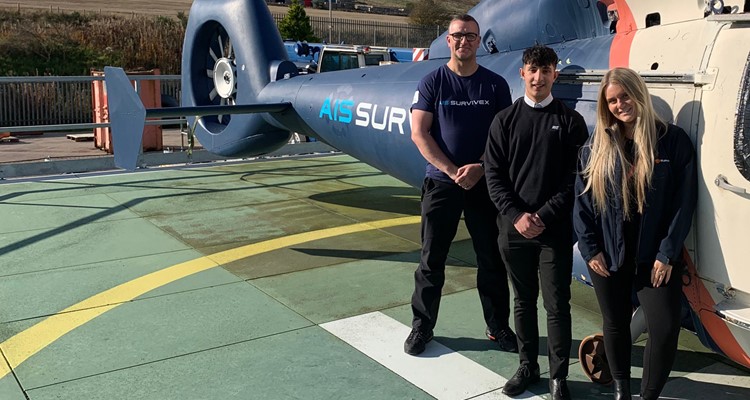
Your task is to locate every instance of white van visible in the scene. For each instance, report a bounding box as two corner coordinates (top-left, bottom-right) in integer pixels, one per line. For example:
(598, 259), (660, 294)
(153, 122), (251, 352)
(316, 44), (396, 73)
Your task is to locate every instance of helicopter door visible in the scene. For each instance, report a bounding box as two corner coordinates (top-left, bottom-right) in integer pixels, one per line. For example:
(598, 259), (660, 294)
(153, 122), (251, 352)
(695, 42), (750, 301)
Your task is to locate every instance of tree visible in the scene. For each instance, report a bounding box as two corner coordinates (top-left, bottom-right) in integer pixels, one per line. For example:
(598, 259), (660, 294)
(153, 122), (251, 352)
(409, 0), (451, 28)
(278, 0), (318, 42)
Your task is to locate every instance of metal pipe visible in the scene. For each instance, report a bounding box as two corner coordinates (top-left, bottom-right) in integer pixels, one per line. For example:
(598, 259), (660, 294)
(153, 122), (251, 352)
(0, 75), (181, 83)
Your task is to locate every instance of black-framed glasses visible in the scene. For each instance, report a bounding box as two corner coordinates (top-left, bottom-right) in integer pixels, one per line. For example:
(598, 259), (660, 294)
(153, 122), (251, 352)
(449, 32), (479, 42)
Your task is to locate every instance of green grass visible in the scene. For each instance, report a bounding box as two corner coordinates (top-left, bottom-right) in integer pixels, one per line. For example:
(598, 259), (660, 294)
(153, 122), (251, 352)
(0, 10), (185, 75)
(0, 2), (481, 76)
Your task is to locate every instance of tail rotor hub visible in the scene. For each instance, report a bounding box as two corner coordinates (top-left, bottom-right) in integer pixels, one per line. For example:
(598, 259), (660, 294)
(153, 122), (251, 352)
(213, 57), (236, 99)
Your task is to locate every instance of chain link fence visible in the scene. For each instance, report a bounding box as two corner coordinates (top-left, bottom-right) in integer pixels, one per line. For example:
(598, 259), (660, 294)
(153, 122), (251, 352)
(271, 13), (441, 48)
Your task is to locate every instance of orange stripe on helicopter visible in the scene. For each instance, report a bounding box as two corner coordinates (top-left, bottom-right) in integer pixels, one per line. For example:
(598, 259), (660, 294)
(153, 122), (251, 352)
(609, 0), (637, 68)
(682, 249), (750, 369)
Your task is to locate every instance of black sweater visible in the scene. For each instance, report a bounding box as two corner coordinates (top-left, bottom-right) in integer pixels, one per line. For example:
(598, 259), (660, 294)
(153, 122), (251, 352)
(485, 98), (589, 232)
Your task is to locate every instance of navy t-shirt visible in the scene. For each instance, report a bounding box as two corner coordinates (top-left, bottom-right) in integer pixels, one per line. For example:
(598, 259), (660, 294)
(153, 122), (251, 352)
(411, 64), (512, 182)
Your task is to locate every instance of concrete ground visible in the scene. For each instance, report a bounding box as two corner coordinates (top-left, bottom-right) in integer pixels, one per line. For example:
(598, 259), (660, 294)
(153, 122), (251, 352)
(0, 128), (332, 180)
(0, 128), (194, 165)
(0, 154), (748, 399)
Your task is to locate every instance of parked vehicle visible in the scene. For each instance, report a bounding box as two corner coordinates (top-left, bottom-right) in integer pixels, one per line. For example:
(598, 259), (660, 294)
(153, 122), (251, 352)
(285, 41), (400, 73)
(316, 44), (396, 72)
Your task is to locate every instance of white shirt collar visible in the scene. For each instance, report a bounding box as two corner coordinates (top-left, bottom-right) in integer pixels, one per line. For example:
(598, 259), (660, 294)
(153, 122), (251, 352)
(523, 94), (553, 109)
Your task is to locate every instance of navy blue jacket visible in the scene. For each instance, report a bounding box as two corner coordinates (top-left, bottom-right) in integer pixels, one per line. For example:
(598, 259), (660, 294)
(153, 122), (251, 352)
(573, 123), (697, 271)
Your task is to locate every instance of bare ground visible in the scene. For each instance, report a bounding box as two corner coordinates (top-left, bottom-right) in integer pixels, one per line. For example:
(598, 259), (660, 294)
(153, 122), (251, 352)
(0, 1), (409, 22)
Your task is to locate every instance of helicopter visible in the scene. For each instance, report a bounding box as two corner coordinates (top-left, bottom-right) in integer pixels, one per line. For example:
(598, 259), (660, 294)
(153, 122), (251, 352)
(104, 0), (750, 378)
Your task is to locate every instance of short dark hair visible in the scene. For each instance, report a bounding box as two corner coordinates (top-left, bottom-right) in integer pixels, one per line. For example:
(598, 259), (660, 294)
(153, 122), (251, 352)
(450, 14), (480, 32)
(522, 44), (558, 68)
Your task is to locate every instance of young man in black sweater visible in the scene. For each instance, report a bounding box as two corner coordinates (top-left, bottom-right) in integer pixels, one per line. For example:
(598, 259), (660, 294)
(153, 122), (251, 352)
(484, 45), (589, 400)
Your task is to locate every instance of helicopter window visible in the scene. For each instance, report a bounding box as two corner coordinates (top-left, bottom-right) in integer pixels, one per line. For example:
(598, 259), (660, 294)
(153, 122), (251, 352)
(735, 52), (750, 182)
(645, 13), (660, 27)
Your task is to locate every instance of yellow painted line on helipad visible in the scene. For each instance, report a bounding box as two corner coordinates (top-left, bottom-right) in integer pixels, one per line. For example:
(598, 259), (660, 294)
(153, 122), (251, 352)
(0, 215), (420, 380)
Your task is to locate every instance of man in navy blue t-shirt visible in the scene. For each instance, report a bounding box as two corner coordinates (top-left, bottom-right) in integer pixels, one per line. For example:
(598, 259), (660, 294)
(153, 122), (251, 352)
(404, 14), (516, 356)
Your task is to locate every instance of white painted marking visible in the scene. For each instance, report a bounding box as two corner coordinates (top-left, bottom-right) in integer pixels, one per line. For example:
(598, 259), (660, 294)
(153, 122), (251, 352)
(321, 312), (544, 400)
(659, 361), (750, 399)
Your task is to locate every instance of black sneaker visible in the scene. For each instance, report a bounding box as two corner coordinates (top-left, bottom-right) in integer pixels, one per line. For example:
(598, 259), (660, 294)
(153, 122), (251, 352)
(404, 328), (433, 355)
(486, 326), (519, 353)
(502, 364), (541, 396)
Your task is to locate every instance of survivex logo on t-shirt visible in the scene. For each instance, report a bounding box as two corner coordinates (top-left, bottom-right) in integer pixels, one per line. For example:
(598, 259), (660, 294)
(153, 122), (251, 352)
(438, 99), (491, 106)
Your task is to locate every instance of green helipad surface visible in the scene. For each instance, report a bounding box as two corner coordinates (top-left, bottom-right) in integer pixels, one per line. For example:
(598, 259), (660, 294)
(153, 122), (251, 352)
(1, 155), (748, 399)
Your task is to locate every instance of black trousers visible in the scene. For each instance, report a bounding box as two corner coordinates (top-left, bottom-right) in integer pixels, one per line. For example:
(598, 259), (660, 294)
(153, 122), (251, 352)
(411, 177), (511, 334)
(498, 222), (572, 379)
(588, 260), (683, 399)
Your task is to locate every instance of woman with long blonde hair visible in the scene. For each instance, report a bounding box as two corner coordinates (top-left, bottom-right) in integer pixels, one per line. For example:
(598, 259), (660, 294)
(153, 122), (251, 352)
(573, 67), (697, 400)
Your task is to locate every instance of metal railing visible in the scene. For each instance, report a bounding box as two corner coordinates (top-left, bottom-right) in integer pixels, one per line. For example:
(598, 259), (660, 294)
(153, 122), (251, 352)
(271, 13), (441, 48)
(0, 75), (181, 131)
(0, 14), (439, 132)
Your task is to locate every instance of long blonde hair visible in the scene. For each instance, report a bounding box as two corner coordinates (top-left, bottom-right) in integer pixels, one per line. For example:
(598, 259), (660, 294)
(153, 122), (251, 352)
(582, 67), (661, 219)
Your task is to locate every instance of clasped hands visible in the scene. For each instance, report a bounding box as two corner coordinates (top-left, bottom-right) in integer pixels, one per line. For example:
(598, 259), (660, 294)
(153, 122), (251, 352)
(513, 212), (545, 239)
(453, 163), (483, 190)
(588, 253), (673, 287)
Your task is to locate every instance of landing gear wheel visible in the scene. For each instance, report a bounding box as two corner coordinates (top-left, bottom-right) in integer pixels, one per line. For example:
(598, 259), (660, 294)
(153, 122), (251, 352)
(579, 333), (613, 385)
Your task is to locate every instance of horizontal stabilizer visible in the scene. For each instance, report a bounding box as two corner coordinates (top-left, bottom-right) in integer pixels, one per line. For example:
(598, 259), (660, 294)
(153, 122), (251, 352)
(145, 103), (291, 119)
(104, 66), (292, 171)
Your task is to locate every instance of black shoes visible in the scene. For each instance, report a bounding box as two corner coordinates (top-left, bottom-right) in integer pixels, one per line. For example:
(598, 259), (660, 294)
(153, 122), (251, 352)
(405, 326), (517, 355)
(614, 379), (631, 400)
(503, 365), (570, 399)
(486, 326), (519, 353)
(549, 378), (571, 400)
(502, 364), (540, 396)
(404, 328), (433, 355)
